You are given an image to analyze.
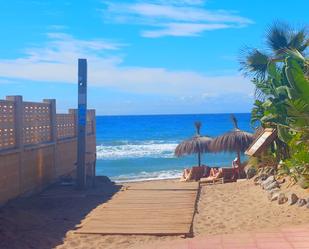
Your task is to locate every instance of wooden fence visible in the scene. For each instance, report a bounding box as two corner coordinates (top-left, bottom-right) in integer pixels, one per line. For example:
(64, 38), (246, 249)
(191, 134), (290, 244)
(0, 96), (96, 205)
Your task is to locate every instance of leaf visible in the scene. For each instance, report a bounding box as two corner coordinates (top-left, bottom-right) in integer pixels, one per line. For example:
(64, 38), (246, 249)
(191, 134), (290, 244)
(260, 113), (277, 123)
(267, 62), (281, 83)
(276, 86), (297, 99)
(285, 57), (309, 106)
(277, 126), (293, 143)
(266, 22), (290, 54)
(288, 29), (307, 52)
(239, 48), (269, 79)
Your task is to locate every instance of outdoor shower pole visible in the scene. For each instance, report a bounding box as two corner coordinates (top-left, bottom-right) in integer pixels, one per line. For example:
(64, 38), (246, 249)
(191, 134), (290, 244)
(77, 59), (87, 189)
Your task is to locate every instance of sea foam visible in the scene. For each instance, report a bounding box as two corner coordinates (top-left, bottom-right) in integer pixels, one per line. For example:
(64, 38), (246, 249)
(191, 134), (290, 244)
(110, 169), (182, 183)
(96, 141), (178, 159)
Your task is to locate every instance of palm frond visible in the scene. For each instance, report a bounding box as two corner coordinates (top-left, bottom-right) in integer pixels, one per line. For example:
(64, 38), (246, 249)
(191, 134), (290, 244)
(288, 28), (308, 52)
(266, 21), (291, 54)
(239, 47), (270, 79)
(252, 78), (274, 100)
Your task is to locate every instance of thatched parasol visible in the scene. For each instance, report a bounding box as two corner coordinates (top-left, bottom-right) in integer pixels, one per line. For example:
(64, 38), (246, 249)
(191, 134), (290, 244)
(210, 115), (254, 165)
(175, 122), (212, 166)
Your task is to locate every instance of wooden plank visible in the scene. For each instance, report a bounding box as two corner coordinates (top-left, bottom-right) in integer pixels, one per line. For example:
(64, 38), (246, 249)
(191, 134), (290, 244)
(127, 182), (198, 190)
(245, 128), (277, 156)
(76, 181), (199, 236)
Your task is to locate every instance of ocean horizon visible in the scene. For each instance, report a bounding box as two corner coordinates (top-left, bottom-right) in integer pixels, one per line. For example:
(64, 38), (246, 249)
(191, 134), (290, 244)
(95, 113), (252, 182)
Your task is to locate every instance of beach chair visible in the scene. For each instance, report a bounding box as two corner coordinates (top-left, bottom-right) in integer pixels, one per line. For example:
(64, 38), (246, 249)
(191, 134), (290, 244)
(180, 165), (209, 182)
(199, 168), (223, 184)
(200, 167), (237, 185)
(221, 167), (237, 183)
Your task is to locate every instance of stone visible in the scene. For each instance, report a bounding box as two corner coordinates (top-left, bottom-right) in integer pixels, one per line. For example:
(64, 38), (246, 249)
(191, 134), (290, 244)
(277, 178), (286, 185)
(265, 181), (279, 191)
(253, 175), (260, 182)
(268, 187), (280, 195)
(287, 193), (298, 205)
(268, 190), (280, 201)
(257, 179), (264, 186)
(259, 174), (268, 181)
(246, 167), (257, 179)
(269, 187), (280, 193)
(297, 199), (307, 207)
(306, 202), (309, 209)
(278, 193), (288, 205)
(261, 176), (275, 189)
(297, 176), (309, 189)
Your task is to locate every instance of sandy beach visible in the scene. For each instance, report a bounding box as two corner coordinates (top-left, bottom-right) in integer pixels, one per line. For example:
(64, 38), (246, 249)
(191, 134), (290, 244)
(1, 178), (309, 249)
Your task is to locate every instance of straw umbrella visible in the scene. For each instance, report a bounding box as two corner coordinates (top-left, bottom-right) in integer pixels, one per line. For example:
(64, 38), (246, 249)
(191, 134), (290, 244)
(175, 122), (212, 166)
(210, 115), (254, 165)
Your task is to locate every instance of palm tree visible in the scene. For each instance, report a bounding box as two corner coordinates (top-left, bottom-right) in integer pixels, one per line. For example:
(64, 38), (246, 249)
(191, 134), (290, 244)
(240, 22), (308, 81)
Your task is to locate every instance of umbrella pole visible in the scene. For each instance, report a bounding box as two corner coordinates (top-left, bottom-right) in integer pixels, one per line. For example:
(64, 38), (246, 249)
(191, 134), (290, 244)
(237, 150), (241, 165)
(198, 152), (201, 166)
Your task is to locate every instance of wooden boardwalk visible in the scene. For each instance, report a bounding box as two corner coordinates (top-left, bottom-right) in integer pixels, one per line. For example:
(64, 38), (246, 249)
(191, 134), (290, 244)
(76, 181), (199, 236)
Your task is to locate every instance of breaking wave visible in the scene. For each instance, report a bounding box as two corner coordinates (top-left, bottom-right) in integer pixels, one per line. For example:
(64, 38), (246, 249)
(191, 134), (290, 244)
(96, 141), (178, 159)
(110, 169), (182, 183)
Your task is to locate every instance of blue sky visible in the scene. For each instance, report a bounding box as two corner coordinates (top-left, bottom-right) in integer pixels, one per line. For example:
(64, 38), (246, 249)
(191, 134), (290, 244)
(0, 0), (308, 115)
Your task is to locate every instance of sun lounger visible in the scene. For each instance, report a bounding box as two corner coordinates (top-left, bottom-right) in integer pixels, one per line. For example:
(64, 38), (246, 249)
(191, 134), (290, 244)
(200, 167), (236, 185)
(180, 165), (210, 182)
(199, 168), (223, 184)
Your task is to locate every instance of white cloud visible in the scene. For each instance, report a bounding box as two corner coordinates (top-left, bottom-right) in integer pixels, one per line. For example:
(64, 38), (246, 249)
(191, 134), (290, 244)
(102, 1), (253, 37)
(142, 22), (230, 37)
(0, 33), (253, 100)
(154, 0), (205, 6)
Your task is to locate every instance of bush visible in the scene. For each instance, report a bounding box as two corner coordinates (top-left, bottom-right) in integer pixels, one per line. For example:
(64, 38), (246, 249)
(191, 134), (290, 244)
(281, 135), (309, 188)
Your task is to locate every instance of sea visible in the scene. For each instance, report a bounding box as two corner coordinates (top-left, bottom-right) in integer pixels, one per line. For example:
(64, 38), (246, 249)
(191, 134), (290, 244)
(95, 113), (251, 183)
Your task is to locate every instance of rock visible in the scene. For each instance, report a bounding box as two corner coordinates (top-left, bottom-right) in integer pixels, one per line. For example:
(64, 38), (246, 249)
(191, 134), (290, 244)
(277, 178), (286, 185)
(269, 187), (280, 195)
(268, 190), (280, 201)
(278, 193), (288, 205)
(253, 174), (267, 184)
(246, 167), (257, 179)
(259, 174), (268, 181)
(255, 177), (263, 185)
(268, 188), (280, 199)
(306, 202), (309, 209)
(287, 193), (298, 205)
(268, 168), (276, 175)
(297, 176), (309, 189)
(261, 176), (275, 189)
(297, 199), (307, 207)
(265, 181), (279, 191)
(253, 175), (260, 182)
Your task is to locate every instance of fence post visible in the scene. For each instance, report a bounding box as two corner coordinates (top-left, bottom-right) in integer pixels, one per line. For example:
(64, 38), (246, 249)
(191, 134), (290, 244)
(43, 99), (57, 178)
(77, 58), (87, 189)
(6, 96), (23, 149)
(43, 99), (57, 142)
(6, 95), (23, 194)
(69, 109), (77, 137)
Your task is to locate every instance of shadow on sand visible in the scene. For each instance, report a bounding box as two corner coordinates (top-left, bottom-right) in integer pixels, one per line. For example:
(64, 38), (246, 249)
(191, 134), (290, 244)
(0, 176), (122, 249)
